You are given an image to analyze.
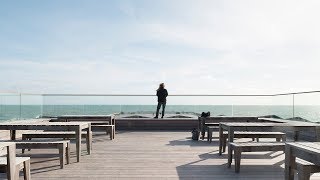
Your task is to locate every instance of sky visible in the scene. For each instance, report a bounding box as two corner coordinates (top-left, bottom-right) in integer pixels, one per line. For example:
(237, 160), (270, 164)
(1, 0), (320, 98)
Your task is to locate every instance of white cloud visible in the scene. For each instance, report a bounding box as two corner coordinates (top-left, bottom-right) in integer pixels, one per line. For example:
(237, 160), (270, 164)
(1, 0), (320, 99)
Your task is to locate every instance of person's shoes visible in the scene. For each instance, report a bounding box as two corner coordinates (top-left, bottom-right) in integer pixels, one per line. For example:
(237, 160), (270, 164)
(154, 116), (158, 118)
(161, 116), (164, 118)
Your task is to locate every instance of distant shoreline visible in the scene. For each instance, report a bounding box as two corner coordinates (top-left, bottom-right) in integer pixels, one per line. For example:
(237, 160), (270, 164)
(1, 105), (320, 123)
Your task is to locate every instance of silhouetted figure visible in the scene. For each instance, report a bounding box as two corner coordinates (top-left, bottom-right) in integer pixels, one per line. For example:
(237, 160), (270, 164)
(154, 83), (168, 118)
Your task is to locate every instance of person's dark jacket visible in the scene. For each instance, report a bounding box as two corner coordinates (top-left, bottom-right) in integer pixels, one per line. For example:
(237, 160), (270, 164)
(157, 88), (168, 102)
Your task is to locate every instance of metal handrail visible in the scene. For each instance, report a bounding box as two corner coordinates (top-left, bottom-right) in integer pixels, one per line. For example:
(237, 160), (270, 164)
(273, 90), (320, 96)
(42, 94), (273, 97)
(1, 90), (320, 96)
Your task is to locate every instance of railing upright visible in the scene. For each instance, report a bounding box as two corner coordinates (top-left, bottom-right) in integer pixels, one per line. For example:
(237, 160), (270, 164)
(19, 93), (22, 120)
(292, 94), (295, 119)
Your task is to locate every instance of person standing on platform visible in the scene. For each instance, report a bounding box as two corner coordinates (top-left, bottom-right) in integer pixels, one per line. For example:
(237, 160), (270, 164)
(154, 83), (168, 118)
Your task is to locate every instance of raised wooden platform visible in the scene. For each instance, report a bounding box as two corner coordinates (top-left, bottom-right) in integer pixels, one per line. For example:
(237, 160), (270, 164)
(116, 118), (198, 130)
(114, 116), (283, 131)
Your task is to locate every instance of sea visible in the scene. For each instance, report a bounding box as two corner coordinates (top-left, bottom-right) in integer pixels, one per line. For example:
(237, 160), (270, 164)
(0, 105), (320, 123)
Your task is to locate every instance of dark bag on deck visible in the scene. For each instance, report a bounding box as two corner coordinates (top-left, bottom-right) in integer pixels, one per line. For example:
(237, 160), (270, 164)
(191, 128), (200, 140)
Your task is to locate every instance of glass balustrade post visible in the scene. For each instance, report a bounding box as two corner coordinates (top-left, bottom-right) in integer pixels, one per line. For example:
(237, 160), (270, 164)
(40, 94), (44, 118)
(19, 93), (22, 120)
(0, 96), (1, 119)
(231, 104), (234, 117)
(292, 94), (295, 119)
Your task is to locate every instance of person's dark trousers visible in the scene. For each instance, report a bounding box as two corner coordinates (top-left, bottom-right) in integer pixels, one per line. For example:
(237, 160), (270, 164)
(155, 102), (166, 118)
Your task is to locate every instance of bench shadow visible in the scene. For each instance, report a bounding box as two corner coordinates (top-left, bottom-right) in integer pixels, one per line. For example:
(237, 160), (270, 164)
(199, 150), (284, 159)
(176, 159), (286, 179)
(167, 138), (219, 147)
(92, 138), (112, 143)
(31, 165), (61, 174)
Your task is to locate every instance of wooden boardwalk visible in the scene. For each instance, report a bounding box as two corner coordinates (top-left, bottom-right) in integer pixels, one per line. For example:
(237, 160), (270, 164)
(2, 131), (320, 179)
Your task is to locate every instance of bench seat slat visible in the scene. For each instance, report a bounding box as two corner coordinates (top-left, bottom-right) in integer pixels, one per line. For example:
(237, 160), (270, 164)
(0, 157), (30, 165)
(23, 131), (87, 135)
(229, 142), (285, 147)
(224, 131), (285, 135)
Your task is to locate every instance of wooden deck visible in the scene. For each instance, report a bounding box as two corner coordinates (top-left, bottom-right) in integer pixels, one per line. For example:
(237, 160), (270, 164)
(2, 131), (320, 179)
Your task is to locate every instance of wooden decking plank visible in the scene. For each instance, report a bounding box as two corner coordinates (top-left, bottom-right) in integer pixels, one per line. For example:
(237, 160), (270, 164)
(0, 131), (319, 179)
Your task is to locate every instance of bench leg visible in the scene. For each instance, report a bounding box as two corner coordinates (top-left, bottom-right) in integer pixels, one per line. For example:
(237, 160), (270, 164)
(218, 126), (223, 155)
(91, 131), (93, 150)
(282, 135), (287, 153)
(15, 166), (20, 180)
(113, 126), (115, 139)
(28, 138), (31, 151)
(256, 138), (259, 142)
(252, 138), (255, 141)
(285, 145), (296, 180)
(23, 159), (31, 180)
(10, 130), (16, 140)
(297, 165), (311, 180)
(223, 136), (227, 153)
(76, 128), (81, 162)
(108, 126), (115, 140)
(22, 135), (26, 154)
(276, 137), (281, 142)
(201, 127), (205, 140)
(66, 142), (70, 164)
(106, 126), (109, 135)
(234, 148), (242, 173)
(109, 127), (113, 140)
(282, 135), (286, 142)
(58, 144), (66, 169)
(87, 131), (92, 152)
(86, 133), (90, 152)
(294, 131), (299, 141)
(208, 129), (213, 143)
(227, 144), (233, 168)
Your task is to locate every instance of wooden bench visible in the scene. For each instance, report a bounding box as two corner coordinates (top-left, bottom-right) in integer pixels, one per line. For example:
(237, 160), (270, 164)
(205, 123), (220, 126)
(198, 116), (260, 140)
(22, 131), (92, 152)
(0, 157), (30, 180)
(19, 140), (70, 162)
(2, 140), (71, 169)
(52, 116), (116, 140)
(294, 160), (320, 180)
(206, 126), (220, 141)
(228, 142), (285, 173)
(91, 125), (115, 140)
(203, 123), (219, 140)
(219, 131), (286, 152)
(285, 142), (320, 180)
